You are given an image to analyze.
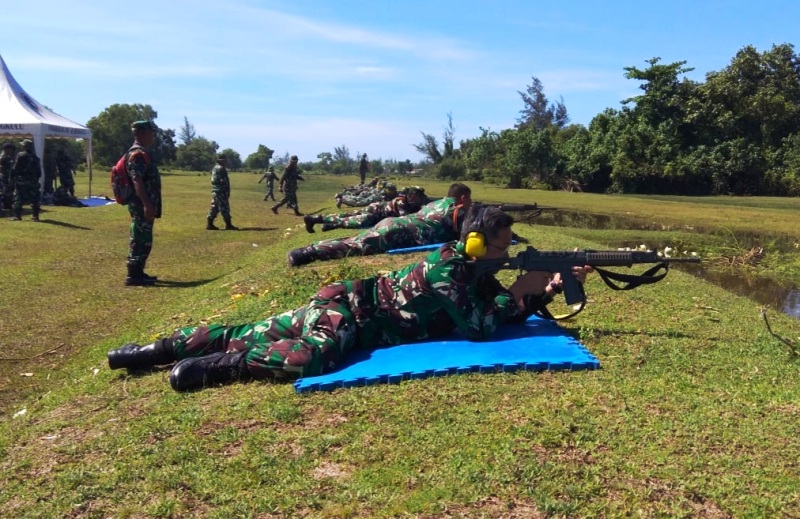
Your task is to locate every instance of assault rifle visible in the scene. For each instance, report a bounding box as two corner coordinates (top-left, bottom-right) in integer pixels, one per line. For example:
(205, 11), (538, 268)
(488, 203), (556, 218)
(474, 247), (701, 307)
(426, 199), (557, 217)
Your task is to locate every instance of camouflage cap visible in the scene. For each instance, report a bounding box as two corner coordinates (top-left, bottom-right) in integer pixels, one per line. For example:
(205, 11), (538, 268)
(268, 166), (275, 171)
(131, 120), (157, 132)
(20, 139), (33, 147)
(405, 185), (426, 196)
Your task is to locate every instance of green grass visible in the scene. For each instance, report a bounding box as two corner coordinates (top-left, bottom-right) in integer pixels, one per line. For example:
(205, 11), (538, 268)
(1, 172), (799, 517)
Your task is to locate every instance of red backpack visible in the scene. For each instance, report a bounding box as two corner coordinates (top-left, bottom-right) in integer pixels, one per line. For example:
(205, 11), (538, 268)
(110, 146), (147, 205)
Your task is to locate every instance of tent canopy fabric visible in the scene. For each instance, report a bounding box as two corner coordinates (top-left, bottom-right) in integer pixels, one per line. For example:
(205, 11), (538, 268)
(0, 53), (93, 194)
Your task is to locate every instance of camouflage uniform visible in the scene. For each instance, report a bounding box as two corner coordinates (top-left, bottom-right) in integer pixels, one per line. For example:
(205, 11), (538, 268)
(126, 144), (162, 270)
(272, 161), (304, 214)
(207, 162), (232, 223)
(339, 181), (396, 207)
(291, 197), (464, 266)
(56, 153), (75, 195)
(0, 148), (15, 214)
(358, 154), (369, 184)
(10, 142), (42, 220)
(162, 243), (524, 379)
(258, 169), (278, 201)
(320, 195), (423, 230)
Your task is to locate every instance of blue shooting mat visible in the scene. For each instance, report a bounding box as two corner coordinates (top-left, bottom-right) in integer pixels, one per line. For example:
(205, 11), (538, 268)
(294, 315), (599, 393)
(80, 196), (116, 207)
(388, 240), (518, 255)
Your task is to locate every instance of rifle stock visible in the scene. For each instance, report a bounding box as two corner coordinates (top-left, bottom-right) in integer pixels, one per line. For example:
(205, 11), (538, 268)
(475, 247), (701, 305)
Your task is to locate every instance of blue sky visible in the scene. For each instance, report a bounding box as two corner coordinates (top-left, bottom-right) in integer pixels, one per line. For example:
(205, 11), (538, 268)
(2, 0), (798, 162)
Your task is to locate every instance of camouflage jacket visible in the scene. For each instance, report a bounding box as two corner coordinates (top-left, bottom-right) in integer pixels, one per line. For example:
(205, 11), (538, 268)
(126, 143), (162, 218)
(329, 243), (522, 347)
(280, 165), (304, 191)
(10, 151), (40, 185)
(210, 164), (230, 194)
(0, 153), (14, 182)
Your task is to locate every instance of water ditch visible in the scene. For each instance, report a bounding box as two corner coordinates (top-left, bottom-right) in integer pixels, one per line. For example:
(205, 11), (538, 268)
(529, 210), (800, 319)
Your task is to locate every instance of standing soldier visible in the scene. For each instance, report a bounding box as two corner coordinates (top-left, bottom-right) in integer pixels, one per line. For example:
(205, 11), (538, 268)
(258, 166), (278, 201)
(0, 142), (16, 216)
(125, 121), (162, 287)
(358, 153), (370, 185)
(271, 155), (305, 216)
(9, 139), (42, 222)
(206, 153), (237, 230)
(56, 150), (76, 197)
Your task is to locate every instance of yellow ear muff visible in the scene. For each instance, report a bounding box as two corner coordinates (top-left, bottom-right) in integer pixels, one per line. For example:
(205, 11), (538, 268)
(464, 231), (487, 258)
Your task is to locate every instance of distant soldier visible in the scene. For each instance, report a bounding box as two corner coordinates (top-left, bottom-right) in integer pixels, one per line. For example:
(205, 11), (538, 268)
(288, 183), (472, 267)
(9, 139), (42, 222)
(56, 150), (76, 196)
(124, 120), (162, 287)
(206, 153), (237, 230)
(271, 155), (305, 216)
(304, 186), (428, 233)
(258, 166), (278, 201)
(358, 153), (370, 184)
(0, 142), (16, 216)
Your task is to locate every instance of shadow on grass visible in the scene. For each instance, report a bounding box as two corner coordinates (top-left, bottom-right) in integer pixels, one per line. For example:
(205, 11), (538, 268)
(226, 226), (278, 231)
(37, 219), (92, 230)
(560, 326), (696, 341)
(155, 276), (222, 288)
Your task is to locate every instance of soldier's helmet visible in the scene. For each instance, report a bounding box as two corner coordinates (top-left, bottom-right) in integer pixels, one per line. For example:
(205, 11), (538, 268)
(290, 155), (299, 162)
(406, 185), (425, 196)
(268, 166), (274, 172)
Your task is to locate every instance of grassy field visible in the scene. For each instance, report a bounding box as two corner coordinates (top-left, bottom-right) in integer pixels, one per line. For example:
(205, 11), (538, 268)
(1, 171), (799, 517)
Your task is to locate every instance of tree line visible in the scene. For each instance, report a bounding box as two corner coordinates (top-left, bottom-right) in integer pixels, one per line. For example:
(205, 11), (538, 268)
(418, 43), (800, 196)
(85, 110), (416, 175)
(82, 43), (799, 195)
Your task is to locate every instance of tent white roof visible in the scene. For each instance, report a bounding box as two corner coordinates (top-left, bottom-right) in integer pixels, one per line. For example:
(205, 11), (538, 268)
(0, 53), (93, 193)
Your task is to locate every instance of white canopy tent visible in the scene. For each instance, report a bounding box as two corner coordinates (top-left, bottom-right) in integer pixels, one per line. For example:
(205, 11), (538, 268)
(0, 54), (94, 196)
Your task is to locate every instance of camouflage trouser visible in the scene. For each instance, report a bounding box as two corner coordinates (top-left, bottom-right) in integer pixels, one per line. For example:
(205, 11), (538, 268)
(207, 192), (231, 220)
(340, 191), (382, 207)
(0, 175), (8, 212)
(309, 216), (450, 261)
(264, 184), (275, 201)
(12, 182), (41, 217)
(59, 174), (75, 194)
(274, 187), (299, 211)
(169, 283), (357, 378)
(127, 205), (154, 268)
(322, 206), (393, 230)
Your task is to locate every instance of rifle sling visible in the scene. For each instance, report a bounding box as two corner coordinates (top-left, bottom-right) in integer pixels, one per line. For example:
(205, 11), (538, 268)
(531, 283), (587, 321)
(593, 263), (669, 291)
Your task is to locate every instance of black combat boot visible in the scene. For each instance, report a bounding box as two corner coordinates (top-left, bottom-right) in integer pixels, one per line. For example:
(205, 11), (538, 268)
(293, 208), (304, 217)
(271, 205), (279, 214)
(108, 339), (175, 370)
(206, 217), (219, 230)
(303, 214), (322, 233)
(125, 265), (156, 286)
(287, 246), (317, 267)
(223, 216), (238, 230)
(169, 351), (250, 391)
